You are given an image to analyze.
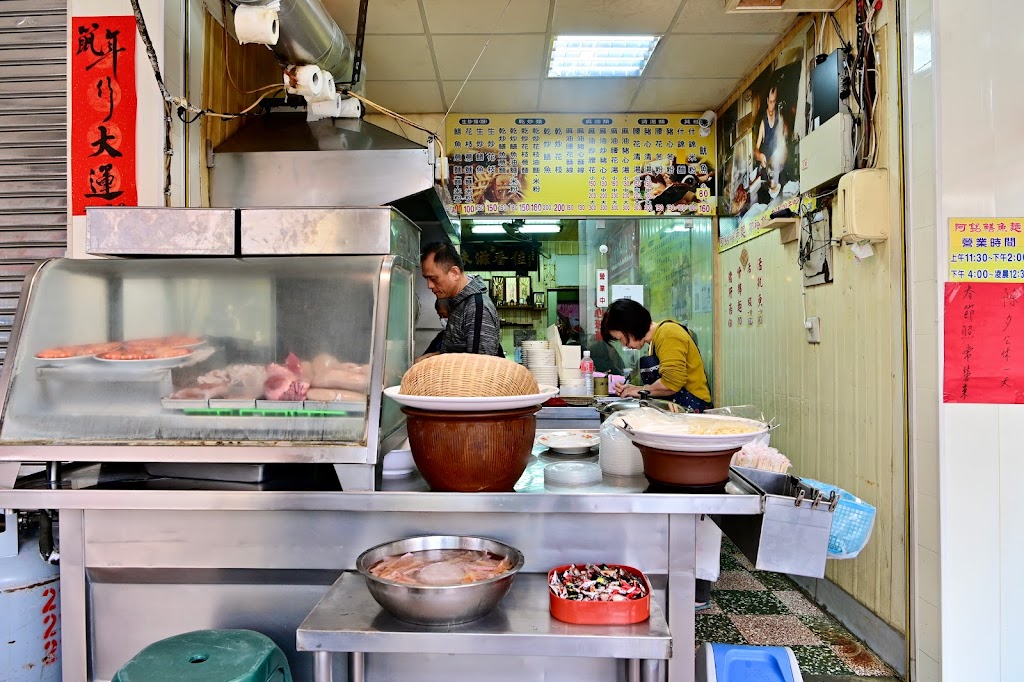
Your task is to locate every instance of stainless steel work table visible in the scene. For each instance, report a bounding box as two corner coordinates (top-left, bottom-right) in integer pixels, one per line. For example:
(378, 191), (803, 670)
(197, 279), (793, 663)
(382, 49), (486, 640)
(297, 573), (672, 682)
(0, 451), (761, 682)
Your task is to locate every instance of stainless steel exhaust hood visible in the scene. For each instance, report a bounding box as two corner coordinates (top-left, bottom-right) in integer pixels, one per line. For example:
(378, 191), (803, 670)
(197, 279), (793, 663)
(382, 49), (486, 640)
(209, 113), (458, 243)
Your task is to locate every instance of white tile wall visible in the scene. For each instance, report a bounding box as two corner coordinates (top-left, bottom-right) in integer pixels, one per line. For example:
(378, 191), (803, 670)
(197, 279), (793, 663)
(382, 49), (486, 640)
(902, 0), (943, 678)
(925, 0), (1024, 679)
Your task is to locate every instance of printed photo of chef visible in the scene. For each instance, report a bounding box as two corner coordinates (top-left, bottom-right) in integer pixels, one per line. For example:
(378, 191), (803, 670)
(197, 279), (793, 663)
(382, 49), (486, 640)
(718, 25), (813, 227)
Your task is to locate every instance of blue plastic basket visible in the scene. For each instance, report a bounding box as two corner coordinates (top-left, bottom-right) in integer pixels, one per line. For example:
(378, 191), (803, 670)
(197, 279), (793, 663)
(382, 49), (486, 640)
(800, 478), (876, 559)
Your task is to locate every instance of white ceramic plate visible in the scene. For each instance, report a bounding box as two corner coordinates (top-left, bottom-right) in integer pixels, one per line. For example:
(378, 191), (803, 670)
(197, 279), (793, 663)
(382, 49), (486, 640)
(383, 385), (559, 412)
(622, 415), (769, 452)
(93, 351), (196, 369)
(537, 430), (600, 455)
(33, 353), (97, 364)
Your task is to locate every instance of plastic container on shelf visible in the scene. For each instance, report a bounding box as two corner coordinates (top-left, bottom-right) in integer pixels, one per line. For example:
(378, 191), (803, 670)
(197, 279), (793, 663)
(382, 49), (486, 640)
(579, 351), (594, 396)
(547, 564), (651, 625)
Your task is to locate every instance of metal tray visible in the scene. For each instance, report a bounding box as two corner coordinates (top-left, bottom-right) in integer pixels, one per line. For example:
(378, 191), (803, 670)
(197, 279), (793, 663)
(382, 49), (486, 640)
(714, 466), (837, 578)
(162, 398), (366, 414)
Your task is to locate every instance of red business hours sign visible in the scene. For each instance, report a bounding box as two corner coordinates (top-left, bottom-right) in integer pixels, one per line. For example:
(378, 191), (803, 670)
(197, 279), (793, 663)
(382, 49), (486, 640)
(71, 16), (138, 215)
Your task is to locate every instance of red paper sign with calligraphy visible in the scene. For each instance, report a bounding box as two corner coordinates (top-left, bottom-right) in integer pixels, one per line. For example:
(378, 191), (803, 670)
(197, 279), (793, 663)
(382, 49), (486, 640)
(943, 282), (1024, 403)
(71, 16), (137, 215)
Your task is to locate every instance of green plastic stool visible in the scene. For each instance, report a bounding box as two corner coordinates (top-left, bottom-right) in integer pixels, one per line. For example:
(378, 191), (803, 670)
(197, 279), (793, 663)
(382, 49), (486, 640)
(112, 630), (293, 682)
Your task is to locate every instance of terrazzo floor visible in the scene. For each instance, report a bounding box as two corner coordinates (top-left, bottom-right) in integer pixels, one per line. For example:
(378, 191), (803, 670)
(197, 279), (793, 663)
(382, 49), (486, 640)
(699, 538), (898, 679)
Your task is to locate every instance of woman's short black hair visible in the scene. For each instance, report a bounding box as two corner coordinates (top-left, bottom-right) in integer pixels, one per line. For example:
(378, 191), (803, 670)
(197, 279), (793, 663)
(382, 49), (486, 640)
(601, 298), (652, 343)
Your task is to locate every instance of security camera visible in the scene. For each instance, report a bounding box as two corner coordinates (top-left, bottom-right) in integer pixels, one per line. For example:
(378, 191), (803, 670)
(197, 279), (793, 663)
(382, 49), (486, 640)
(698, 110), (716, 137)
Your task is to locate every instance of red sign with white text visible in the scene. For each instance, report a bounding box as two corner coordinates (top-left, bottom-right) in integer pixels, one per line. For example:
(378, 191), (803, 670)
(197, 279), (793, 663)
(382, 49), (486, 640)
(943, 282), (1024, 403)
(71, 16), (137, 215)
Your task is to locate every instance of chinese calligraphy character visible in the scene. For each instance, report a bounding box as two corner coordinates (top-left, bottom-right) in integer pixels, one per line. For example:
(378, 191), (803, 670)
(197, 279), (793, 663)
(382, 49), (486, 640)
(85, 163), (123, 201)
(96, 76), (115, 122)
(77, 23), (126, 76)
(89, 125), (122, 158)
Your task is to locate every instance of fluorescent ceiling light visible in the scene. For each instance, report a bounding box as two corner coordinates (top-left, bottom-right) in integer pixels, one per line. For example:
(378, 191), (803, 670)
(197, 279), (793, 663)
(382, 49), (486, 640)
(519, 224), (561, 234)
(548, 35), (661, 78)
(470, 225), (506, 234)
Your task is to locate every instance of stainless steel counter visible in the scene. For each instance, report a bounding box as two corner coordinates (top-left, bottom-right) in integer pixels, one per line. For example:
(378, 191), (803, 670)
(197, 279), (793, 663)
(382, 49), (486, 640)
(0, 436), (763, 682)
(0, 452), (760, 515)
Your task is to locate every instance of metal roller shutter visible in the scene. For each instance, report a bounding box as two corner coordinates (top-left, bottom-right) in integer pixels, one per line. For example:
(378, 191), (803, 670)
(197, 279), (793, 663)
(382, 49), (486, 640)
(0, 0), (67, 365)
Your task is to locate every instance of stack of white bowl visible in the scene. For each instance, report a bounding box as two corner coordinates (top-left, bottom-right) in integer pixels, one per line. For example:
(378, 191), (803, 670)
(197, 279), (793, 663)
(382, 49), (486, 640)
(520, 340), (558, 386)
(599, 415), (645, 476)
(557, 366), (586, 396)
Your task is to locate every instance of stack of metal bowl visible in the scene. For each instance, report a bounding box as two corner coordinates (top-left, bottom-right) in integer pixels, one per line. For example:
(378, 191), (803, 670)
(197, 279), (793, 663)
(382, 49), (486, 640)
(356, 535), (524, 626)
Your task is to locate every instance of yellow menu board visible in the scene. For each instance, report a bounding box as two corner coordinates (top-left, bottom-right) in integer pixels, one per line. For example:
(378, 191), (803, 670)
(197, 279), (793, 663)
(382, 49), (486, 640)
(445, 114), (716, 217)
(948, 217), (1024, 282)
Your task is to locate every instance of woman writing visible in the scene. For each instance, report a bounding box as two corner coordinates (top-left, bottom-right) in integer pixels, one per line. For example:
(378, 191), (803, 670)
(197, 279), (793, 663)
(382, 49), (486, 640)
(600, 298), (712, 412)
(602, 298), (719, 610)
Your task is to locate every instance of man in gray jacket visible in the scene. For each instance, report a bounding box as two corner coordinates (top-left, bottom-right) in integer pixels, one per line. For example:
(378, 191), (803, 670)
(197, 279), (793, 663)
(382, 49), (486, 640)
(418, 242), (503, 360)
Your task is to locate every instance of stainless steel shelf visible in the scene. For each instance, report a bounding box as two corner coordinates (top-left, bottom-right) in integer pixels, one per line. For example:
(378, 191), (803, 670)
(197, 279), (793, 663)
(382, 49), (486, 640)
(297, 572), (672, 660)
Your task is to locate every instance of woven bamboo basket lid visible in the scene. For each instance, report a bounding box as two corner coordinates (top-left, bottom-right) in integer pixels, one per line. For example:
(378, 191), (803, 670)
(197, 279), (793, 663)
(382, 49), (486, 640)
(401, 353), (540, 397)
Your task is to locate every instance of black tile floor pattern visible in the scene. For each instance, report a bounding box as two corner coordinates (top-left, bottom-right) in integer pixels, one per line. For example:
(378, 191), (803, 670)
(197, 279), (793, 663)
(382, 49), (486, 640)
(698, 538), (898, 679)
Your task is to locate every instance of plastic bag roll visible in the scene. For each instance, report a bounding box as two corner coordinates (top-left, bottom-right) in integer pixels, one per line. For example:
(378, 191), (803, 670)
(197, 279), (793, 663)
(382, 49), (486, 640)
(233, 5), (279, 46)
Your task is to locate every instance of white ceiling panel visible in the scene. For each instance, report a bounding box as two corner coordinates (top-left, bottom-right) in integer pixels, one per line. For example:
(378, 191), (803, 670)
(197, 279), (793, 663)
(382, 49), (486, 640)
(365, 80), (444, 112)
(422, 0), (553, 35)
(631, 77), (737, 112)
(538, 78), (641, 112)
(432, 34), (548, 80)
(552, 0), (682, 34)
(313, 0), (799, 116)
(323, 0), (425, 35)
(645, 33), (779, 79)
(363, 35), (436, 80)
(442, 80), (541, 112)
(673, 1), (798, 34)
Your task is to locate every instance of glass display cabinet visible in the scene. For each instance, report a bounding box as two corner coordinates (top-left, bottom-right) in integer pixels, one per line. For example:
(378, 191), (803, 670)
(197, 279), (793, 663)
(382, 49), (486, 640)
(0, 207), (418, 491)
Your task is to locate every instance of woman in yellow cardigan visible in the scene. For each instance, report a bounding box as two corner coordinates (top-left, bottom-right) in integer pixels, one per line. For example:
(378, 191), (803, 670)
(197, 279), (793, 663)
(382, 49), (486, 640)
(601, 298), (712, 412)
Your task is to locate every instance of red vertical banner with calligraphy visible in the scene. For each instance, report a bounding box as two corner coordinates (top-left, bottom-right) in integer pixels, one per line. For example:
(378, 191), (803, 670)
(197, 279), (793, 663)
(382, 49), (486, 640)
(943, 282), (1024, 403)
(71, 16), (137, 215)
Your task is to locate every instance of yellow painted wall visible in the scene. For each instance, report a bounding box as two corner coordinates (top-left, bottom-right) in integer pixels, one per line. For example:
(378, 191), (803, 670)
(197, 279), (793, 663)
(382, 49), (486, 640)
(717, 3), (907, 632)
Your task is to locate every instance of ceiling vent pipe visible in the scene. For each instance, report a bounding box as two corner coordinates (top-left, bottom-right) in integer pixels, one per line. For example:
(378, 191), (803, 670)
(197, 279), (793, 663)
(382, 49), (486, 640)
(231, 0), (361, 87)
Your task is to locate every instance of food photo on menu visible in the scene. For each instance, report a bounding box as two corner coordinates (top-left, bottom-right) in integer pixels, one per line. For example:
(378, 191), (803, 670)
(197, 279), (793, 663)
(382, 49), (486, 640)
(631, 152), (716, 215)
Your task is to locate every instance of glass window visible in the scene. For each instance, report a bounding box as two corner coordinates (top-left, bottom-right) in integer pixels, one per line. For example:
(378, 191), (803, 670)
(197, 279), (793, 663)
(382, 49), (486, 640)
(1, 256), (396, 445)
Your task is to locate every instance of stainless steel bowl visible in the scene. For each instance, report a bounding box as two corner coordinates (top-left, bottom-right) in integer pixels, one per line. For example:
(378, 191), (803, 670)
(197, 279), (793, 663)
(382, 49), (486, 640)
(356, 535), (525, 626)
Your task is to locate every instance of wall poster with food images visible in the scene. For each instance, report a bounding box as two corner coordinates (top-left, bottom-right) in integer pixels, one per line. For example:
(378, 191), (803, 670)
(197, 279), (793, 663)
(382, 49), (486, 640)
(71, 15), (138, 215)
(717, 23), (814, 252)
(445, 114), (716, 217)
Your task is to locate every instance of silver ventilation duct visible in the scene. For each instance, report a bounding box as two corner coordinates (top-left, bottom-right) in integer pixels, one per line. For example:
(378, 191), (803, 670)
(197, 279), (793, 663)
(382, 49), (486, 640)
(210, 113), (458, 245)
(232, 0), (358, 85)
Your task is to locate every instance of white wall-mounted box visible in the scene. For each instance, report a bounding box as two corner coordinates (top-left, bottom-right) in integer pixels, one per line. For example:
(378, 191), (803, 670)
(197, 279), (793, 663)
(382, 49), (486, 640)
(799, 111), (854, 192)
(832, 168), (890, 243)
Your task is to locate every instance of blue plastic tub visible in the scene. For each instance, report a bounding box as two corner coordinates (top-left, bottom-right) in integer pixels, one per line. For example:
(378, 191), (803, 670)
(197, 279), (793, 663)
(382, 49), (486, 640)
(695, 643), (803, 682)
